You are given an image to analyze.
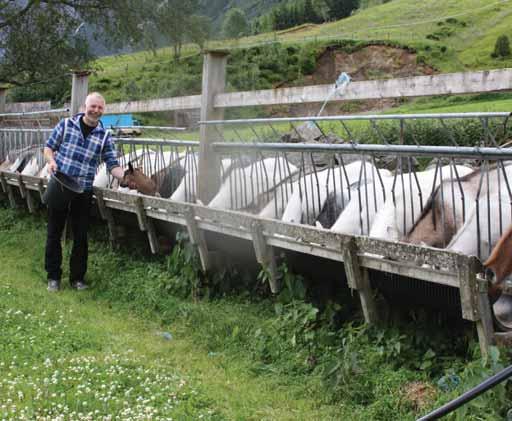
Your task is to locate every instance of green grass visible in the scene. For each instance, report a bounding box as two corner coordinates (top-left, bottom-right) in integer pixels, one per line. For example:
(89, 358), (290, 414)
(0, 205), (341, 420)
(0, 201), (511, 420)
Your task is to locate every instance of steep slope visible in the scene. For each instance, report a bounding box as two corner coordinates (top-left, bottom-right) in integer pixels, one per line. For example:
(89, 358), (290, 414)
(268, 0), (512, 71)
(90, 0), (512, 109)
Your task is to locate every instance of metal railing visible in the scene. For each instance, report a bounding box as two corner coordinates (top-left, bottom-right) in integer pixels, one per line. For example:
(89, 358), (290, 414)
(417, 364), (512, 420)
(2, 112), (512, 262)
(201, 112), (512, 261)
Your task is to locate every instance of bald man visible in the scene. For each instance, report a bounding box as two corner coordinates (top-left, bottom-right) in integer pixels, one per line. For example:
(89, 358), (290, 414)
(44, 92), (125, 292)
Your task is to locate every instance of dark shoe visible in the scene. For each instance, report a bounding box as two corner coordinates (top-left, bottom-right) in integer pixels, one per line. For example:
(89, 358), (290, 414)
(71, 280), (89, 290)
(47, 279), (60, 292)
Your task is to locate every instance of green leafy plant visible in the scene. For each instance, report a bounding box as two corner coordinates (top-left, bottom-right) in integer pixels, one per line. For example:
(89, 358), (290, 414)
(162, 231), (202, 299)
(492, 35), (511, 59)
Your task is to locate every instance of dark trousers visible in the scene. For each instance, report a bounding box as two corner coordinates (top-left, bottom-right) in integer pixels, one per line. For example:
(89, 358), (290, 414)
(45, 191), (92, 283)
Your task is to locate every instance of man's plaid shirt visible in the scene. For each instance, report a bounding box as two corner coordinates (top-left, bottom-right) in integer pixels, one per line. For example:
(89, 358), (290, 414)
(46, 113), (119, 191)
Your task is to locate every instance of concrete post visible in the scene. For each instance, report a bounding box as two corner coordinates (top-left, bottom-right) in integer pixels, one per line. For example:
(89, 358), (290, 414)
(70, 71), (90, 116)
(0, 88), (7, 113)
(197, 51), (229, 203)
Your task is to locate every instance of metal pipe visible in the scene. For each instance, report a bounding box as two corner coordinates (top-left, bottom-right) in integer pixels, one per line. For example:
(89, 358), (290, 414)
(416, 364), (512, 421)
(109, 125), (186, 131)
(212, 142), (512, 159)
(0, 128), (52, 133)
(114, 138), (199, 147)
(0, 108), (69, 118)
(201, 112), (511, 125)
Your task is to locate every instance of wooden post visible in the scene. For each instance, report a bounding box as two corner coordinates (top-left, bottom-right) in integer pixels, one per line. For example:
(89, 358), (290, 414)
(0, 87), (7, 113)
(37, 179), (45, 203)
(0, 173), (16, 208)
(94, 189), (118, 248)
(342, 238), (379, 324)
(184, 208), (211, 272)
(197, 51), (229, 204)
(16, 174), (26, 199)
(458, 255), (494, 358)
(251, 221), (279, 293)
(134, 197), (159, 254)
(70, 71), (90, 116)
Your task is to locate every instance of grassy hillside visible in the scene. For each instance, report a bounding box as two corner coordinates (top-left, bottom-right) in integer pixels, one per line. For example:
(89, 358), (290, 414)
(90, 0), (512, 113)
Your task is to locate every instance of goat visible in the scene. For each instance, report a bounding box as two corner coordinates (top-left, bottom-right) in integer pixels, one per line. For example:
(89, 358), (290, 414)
(404, 166), (481, 247)
(447, 193), (512, 260)
(282, 160), (384, 226)
(258, 179), (296, 219)
(120, 162), (157, 196)
(407, 163), (512, 255)
(330, 174), (394, 235)
(208, 157), (298, 210)
(369, 165), (473, 242)
(169, 153), (200, 202)
(37, 163), (51, 179)
(484, 224), (512, 285)
(0, 157), (12, 171)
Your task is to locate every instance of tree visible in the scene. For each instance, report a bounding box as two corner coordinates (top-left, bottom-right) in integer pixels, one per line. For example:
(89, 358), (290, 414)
(325, 0), (360, 20)
(153, 0), (211, 61)
(0, 0), (153, 90)
(222, 8), (249, 38)
(0, 5), (93, 103)
(303, 0), (321, 24)
(492, 35), (511, 59)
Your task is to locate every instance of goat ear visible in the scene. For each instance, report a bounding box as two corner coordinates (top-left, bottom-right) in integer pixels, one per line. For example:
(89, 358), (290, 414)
(128, 162), (134, 172)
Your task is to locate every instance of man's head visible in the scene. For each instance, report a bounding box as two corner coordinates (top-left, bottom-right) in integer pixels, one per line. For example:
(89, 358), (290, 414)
(83, 92), (105, 126)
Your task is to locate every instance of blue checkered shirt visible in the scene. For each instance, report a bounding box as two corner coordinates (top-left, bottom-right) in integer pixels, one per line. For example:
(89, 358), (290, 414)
(46, 113), (119, 191)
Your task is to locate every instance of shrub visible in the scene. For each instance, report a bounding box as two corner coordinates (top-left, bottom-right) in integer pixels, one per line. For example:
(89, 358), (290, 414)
(492, 35), (511, 59)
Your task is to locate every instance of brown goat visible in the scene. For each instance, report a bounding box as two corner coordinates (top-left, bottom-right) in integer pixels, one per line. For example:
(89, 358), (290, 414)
(120, 162), (157, 196)
(484, 224), (512, 285)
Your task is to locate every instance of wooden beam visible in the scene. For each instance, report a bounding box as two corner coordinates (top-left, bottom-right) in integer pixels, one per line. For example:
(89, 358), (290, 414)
(25, 189), (35, 213)
(37, 179), (45, 203)
(0, 88), (7, 113)
(94, 189), (118, 248)
(184, 208), (211, 272)
(106, 95), (201, 114)
(134, 197), (159, 254)
(251, 221), (279, 293)
(70, 71), (90, 116)
(458, 255), (494, 357)
(342, 238), (378, 324)
(198, 51), (228, 203)
(214, 69), (512, 108)
(475, 276), (495, 357)
(100, 69), (512, 114)
(16, 174), (26, 199)
(0, 173), (16, 208)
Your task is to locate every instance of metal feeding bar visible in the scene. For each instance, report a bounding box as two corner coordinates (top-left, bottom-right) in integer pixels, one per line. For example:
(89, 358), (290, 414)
(193, 112), (512, 266)
(0, 108), (69, 118)
(109, 125), (187, 131)
(0, 128), (52, 133)
(201, 112), (511, 125)
(202, 113), (511, 155)
(113, 137), (199, 147)
(212, 142), (512, 159)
